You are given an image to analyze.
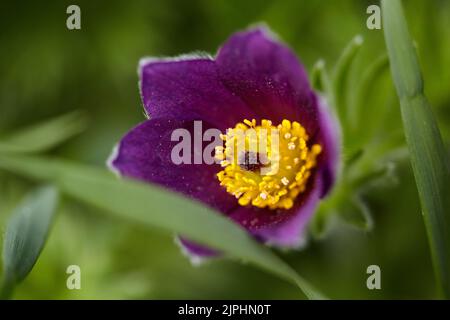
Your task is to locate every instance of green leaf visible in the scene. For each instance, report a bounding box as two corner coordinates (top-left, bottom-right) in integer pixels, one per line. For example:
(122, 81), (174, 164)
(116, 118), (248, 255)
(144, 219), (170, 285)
(382, 0), (450, 298)
(312, 184), (373, 236)
(0, 154), (326, 300)
(351, 54), (389, 133)
(337, 195), (373, 231)
(1, 186), (59, 299)
(0, 111), (87, 154)
(310, 205), (335, 240)
(344, 149), (364, 168)
(350, 161), (398, 190)
(311, 59), (329, 93)
(333, 35), (364, 127)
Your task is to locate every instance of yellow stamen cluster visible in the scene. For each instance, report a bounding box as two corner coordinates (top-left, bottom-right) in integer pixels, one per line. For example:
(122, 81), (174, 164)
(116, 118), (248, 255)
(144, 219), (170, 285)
(215, 119), (322, 210)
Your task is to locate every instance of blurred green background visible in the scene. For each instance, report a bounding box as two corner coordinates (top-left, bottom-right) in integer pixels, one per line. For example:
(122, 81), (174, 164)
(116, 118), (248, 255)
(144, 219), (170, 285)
(0, 0), (449, 299)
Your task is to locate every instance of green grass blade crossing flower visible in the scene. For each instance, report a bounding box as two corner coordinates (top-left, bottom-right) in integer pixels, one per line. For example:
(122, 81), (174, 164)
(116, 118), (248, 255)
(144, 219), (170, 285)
(0, 154), (326, 300)
(382, 0), (450, 298)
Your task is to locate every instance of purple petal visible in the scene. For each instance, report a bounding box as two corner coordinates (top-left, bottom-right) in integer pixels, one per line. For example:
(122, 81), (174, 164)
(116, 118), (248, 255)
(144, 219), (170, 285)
(314, 95), (341, 197)
(252, 176), (323, 248)
(109, 118), (237, 213)
(228, 172), (322, 229)
(216, 26), (318, 135)
(247, 97), (340, 248)
(114, 27), (341, 259)
(176, 237), (220, 264)
(139, 55), (255, 131)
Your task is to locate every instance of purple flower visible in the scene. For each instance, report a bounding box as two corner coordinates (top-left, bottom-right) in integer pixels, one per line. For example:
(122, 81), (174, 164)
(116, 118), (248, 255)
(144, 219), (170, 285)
(109, 26), (340, 262)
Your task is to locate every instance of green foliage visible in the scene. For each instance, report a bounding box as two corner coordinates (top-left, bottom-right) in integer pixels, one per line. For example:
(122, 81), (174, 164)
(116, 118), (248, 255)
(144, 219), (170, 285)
(333, 35), (364, 128)
(0, 154), (325, 300)
(382, 0), (450, 298)
(310, 35), (399, 237)
(0, 112), (87, 154)
(0, 0), (449, 299)
(1, 186), (58, 299)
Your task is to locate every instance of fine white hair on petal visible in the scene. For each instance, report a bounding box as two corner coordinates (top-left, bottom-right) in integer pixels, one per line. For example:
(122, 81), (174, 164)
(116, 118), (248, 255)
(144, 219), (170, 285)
(246, 21), (281, 42)
(214, 23), (289, 58)
(173, 236), (210, 267)
(137, 51), (214, 75)
(137, 51), (214, 120)
(106, 143), (122, 178)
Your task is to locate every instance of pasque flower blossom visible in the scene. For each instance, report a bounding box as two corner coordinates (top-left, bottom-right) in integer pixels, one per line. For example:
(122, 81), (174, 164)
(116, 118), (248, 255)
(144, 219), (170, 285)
(109, 26), (340, 261)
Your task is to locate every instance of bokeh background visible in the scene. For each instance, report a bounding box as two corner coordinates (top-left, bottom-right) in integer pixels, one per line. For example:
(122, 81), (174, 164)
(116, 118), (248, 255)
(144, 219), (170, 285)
(0, 0), (449, 299)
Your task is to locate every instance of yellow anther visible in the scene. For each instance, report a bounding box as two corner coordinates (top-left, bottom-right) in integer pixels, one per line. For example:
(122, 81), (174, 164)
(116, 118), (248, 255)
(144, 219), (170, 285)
(287, 142), (296, 150)
(243, 119), (253, 127)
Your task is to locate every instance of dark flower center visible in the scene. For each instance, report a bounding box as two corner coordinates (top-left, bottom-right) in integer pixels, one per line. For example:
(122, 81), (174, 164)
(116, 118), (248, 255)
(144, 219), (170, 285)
(238, 151), (267, 172)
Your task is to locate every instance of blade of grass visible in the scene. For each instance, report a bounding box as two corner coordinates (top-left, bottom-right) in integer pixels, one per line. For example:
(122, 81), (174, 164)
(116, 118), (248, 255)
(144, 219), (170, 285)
(1, 186), (59, 299)
(0, 111), (87, 154)
(0, 154), (326, 300)
(382, 0), (450, 298)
